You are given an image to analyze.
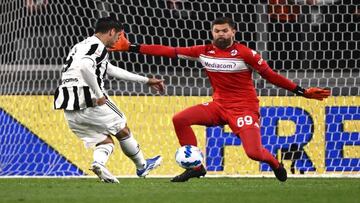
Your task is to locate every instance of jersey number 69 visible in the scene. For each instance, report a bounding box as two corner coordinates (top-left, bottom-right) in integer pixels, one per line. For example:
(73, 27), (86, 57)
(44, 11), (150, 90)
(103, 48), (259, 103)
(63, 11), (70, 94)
(237, 116), (253, 127)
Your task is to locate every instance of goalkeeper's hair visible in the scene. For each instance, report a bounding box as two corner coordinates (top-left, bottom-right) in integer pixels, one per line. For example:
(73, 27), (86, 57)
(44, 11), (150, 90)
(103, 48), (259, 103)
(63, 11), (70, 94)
(95, 16), (123, 33)
(212, 17), (236, 29)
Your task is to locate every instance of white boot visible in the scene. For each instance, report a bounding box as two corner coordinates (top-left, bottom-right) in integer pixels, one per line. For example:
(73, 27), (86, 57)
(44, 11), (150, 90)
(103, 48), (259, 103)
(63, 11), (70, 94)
(91, 162), (119, 183)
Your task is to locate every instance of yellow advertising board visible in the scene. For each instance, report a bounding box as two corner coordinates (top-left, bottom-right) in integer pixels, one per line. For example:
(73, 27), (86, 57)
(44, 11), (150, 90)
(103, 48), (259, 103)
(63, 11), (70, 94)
(0, 96), (359, 176)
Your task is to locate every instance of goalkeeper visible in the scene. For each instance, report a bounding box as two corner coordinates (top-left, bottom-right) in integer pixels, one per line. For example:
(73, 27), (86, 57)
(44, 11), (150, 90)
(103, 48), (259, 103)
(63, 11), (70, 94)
(54, 17), (164, 183)
(111, 17), (330, 182)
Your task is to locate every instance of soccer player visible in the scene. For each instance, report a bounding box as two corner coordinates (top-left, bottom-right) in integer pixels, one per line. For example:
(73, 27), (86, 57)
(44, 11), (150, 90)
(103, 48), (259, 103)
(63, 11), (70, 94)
(54, 17), (163, 183)
(110, 17), (330, 182)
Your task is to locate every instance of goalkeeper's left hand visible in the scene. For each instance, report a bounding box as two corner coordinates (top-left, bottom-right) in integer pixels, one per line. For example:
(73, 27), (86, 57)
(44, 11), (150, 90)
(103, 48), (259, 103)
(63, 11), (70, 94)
(304, 87), (331, 101)
(108, 31), (130, 52)
(147, 78), (165, 92)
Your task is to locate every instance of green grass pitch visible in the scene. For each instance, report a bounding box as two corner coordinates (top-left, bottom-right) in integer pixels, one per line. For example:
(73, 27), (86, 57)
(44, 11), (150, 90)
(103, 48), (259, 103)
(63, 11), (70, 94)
(0, 178), (359, 203)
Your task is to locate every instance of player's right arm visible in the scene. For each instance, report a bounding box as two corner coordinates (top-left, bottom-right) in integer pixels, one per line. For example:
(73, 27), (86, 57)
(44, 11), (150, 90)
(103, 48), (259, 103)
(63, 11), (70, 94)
(108, 35), (204, 59)
(137, 44), (204, 60)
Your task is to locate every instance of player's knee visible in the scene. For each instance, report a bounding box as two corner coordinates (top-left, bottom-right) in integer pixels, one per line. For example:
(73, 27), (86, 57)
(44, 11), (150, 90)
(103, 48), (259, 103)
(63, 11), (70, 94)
(114, 126), (131, 139)
(96, 136), (114, 146)
(172, 112), (188, 126)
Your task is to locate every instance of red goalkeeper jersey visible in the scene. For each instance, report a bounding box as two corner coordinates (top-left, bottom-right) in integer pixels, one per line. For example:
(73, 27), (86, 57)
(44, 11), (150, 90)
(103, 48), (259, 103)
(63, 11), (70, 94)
(139, 42), (297, 110)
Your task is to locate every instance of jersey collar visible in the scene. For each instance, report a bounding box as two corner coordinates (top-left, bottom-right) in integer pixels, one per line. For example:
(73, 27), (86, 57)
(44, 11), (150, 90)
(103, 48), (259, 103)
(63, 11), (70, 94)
(90, 35), (106, 47)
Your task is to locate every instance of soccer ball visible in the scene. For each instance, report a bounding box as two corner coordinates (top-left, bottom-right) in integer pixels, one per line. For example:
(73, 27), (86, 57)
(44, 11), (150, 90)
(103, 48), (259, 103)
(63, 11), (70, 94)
(175, 145), (204, 169)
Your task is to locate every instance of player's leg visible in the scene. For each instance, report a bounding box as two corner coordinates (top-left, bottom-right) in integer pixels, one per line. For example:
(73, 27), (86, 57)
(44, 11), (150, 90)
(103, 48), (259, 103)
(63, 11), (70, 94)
(113, 125), (162, 177)
(64, 109), (119, 183)
(239, 127), (287, 182)
(91, 136), (120, 183)
(172, 102), (225, 146)
(103, 99), (161, 177)
(239, 128), (279, 168)
(171, 102), (225, 182)
(93, 136), (114, 166)
(228, 112), (287, 182)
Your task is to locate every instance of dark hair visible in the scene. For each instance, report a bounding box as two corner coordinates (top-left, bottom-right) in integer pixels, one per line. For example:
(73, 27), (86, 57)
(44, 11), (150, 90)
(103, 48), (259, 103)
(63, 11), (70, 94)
(211, 17), (236, 29)
(94, 16), (123, 33)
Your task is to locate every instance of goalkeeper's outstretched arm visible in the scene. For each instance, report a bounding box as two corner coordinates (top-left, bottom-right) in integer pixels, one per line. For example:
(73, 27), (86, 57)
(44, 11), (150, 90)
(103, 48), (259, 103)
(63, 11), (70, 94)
(107, 33), (203, 59)
(241, 46), (331, 101)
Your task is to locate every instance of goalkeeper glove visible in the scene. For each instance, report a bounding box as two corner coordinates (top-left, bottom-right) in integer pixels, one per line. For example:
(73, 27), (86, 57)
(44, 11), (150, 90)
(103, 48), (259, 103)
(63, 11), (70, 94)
(304, 87), (331, 101)
(293, 86), (330, 101)
(108, 31), (130, 52)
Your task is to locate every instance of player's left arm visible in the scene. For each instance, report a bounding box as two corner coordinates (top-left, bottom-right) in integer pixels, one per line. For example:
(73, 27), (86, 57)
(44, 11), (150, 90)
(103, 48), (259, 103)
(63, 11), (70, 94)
(242, 47), (330, 101)
(106, 62), (164, 92)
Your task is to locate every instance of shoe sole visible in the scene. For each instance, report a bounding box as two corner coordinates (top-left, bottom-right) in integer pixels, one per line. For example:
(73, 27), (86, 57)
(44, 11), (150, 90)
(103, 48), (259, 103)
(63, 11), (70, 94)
(139, 156), (163, 177)
(91, 164), (119, 183)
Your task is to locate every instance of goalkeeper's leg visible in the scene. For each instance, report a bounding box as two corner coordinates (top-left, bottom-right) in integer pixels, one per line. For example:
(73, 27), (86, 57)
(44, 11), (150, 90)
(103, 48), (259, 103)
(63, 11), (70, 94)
(238, 127), (287, 182)
(171, 102), (224, 182)
(172, 102), (224, 146)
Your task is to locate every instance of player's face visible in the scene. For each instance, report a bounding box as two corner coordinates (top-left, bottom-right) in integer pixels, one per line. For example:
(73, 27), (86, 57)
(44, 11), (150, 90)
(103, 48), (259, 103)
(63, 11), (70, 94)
(107, 29), (121, 47)
(212, 23), (235, 50)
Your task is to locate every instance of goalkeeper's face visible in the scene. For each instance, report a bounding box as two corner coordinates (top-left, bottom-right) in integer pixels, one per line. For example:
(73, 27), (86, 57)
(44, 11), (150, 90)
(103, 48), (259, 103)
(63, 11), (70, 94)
(212, 23), (235, 50)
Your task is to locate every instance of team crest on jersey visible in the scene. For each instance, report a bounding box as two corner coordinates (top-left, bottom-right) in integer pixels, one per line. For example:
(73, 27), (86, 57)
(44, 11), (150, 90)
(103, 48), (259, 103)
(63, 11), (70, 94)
(230, 49), (238, 56)
(95, 50), (102, 56)
(251, 50), (257, 56)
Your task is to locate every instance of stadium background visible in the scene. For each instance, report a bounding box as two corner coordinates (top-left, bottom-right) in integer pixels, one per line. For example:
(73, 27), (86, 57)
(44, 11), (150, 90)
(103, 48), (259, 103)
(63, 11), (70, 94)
(0, 0), (359, 177)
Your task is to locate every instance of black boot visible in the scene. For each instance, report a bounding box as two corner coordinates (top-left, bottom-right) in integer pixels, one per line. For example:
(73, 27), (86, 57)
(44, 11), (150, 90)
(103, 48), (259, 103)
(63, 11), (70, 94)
(171, 165), (207, 182)
(273, 163), (287, 182)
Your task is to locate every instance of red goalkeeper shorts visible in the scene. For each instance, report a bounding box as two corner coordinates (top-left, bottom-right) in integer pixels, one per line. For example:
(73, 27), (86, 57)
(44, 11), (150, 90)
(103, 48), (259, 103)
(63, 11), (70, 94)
(192, 101), (260, 135)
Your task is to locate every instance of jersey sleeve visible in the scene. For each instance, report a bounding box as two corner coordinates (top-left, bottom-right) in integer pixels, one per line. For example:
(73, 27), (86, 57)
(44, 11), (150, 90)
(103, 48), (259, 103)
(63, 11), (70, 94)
(175, 45), (205, 60)
(79, 58), (104, 98)
(107, 62), (149, 83)
(240, 45), (298, 92)
(240, 46), (269, 74)
(139, 44), (205, 60)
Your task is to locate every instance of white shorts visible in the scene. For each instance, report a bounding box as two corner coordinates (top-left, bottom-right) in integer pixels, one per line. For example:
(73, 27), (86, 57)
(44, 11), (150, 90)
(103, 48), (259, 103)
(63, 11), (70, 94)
(64, 100), (127, 148)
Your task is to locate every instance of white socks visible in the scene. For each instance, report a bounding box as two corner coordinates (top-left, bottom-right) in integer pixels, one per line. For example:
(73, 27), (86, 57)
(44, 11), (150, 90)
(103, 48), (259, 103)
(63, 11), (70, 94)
(93, 134), (147, 170)
(93, 143), (114, 166)
(119, 133), (146, 170)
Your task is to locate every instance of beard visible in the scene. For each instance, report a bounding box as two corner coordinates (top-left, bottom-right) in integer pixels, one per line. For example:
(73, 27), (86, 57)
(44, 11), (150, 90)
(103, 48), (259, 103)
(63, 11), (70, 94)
(213, 38), (232, 50)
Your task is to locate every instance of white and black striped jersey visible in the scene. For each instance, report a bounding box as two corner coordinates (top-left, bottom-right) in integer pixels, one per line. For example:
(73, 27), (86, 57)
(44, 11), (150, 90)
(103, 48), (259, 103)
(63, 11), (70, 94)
(54, 36), (109, 110)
